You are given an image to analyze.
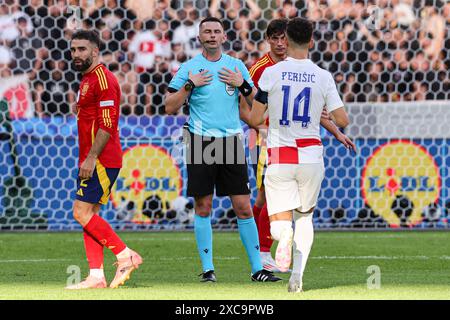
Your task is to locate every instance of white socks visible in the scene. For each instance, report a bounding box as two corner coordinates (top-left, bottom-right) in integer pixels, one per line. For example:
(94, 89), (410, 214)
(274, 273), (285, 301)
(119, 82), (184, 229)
(291, 212), (314, 283)
(270, 214), (314, 283)
(270, 220), (292, 241)
(89, 268), (105, 279)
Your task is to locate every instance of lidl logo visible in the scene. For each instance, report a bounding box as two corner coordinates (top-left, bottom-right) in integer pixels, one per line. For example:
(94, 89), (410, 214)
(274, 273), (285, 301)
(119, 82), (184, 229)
(110, 144), (182, 223)
(361, 140), (440, 227)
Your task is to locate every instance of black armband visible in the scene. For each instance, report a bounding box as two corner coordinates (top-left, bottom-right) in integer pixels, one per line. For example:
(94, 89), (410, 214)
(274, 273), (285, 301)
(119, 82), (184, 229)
(167, 87), (178, 93)
(238, 79), (252, 97)
(254, 88), (268, 104)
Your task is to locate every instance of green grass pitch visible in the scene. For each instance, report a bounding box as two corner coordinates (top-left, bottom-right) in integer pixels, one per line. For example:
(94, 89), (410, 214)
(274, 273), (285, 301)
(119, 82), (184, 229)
(0, 231), (449, 300)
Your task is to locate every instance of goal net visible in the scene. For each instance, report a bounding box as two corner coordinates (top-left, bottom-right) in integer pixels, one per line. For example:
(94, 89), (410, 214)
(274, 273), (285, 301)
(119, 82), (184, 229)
(0, 0), (449, 230)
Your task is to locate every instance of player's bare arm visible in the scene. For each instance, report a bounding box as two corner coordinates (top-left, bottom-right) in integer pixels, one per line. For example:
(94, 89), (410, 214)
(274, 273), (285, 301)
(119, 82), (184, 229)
(239, 96), (261, 129)
(330, 106), (350, 128)
(165, 70), (213, 114)
(79, 128), (110, 179)
(239, 96), (252, 126)
(320, 109), (356, 152)
(239, 97), (269, 134)
(248, 99), (267, 128)
(218, 67), (255, 106)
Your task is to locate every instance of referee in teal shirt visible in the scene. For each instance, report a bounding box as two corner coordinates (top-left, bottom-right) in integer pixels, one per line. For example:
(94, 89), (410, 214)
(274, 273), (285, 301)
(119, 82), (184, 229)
(165, 17), (281, 283)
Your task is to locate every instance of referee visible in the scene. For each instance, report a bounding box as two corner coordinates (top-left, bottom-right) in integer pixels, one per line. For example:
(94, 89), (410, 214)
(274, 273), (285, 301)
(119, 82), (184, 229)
(165, 17), (281, 283)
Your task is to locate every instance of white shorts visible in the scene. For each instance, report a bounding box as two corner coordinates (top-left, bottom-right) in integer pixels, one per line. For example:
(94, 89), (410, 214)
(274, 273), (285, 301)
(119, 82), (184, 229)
(264, 163), (325, 216)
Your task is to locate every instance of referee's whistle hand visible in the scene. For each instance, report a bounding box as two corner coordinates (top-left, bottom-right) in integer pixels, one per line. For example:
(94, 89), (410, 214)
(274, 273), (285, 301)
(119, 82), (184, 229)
(188, 70), (212, 87)
(218, 67), (243, 87)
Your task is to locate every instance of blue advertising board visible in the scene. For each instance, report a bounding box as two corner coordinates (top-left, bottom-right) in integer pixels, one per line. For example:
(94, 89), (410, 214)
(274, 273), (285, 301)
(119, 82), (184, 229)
(1, 116), (448, 230)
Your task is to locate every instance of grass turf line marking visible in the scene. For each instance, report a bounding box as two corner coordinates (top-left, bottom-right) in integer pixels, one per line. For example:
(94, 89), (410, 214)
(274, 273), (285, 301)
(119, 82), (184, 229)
(1, 256), (445, 264)
(160, 255), (426, 261)
(61, 237), (239, 242)
(0, 259), (72, 263)
(157, 255), (445, 261)
(159, 256), (240, 261)
(311, 255), (430, 260)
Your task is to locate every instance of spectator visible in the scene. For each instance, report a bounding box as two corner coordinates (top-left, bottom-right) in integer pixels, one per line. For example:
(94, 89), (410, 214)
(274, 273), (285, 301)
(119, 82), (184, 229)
(209, 0), (261, 21)
(34, 60), (74, 117)
(79, 0), (105, 17)
(412, 81), (428, 101)
(0, 2), (18, 43)
(98, 22), (120, 53)
(342, 73), (357, 103)
(89, 0), (123, 30)
(128, 19), (162, 72)
(150, 56), (172, 115)
(229, 10), (258, 53)
(2, 0), (448, 114)
(9, 16), (42, 75)
(89, 0), (136, 43)
(394, 0), (416, 28)
(23, 0), (47, 30)
(125, 0), (157, 21)
(153, 0), (179, 34)
(0, 44), (12, 65)
(0, 45), (12, 93)
(169, 42), (188, 75)
(272, 0), (299, 19)
(40, 0), (71, 60)
(209, 0), (261, 50)
(443, 2), (450, 25)
(113, 61), (138, 115)
(419, 6), (445, 63)
(125, 0), (177, 22)
(172, 1), (201, 58)
(154, 20), (172, 59)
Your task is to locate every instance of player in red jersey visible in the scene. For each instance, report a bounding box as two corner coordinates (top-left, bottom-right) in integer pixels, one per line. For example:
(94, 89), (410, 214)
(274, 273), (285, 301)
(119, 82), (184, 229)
(241, 19), (355, 273)
(65, 30), (142, 290)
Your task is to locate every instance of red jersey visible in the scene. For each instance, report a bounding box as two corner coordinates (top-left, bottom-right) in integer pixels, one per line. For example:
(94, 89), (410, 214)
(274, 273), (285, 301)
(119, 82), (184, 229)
(76, 64), (122, 168)
(249, 53), (276, 89)
(248, 53), (276, 148)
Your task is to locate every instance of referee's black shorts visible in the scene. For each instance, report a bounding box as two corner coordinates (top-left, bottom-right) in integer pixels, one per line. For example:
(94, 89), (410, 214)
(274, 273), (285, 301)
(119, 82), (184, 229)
(185, 130), (250, 197)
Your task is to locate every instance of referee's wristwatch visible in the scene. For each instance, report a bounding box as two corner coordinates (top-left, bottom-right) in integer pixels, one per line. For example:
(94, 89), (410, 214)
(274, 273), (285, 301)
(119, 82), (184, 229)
(184, 79), (196, 91)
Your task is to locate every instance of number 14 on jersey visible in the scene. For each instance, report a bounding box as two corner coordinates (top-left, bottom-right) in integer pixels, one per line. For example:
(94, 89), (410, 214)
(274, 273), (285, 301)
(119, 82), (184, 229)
(279, 86), (311, 128)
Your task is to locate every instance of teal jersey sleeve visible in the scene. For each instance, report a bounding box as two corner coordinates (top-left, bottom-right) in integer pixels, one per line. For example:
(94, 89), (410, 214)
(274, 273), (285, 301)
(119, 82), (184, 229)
(168, 63), (189, 91)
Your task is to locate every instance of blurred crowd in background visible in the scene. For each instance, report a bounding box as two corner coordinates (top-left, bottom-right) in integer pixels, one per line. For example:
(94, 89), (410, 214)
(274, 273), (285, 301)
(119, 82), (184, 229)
(0, 0), (449, 117)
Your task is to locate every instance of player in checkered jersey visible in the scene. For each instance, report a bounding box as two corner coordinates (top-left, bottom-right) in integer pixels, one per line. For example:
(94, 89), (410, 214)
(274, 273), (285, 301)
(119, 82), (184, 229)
(242, 19), (355, 274)
(248, 18), (351, 292)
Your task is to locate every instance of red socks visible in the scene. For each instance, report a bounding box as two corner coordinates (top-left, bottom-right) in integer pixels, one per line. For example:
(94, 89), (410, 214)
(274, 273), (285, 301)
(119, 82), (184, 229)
(83, 231), (104, 269)
(84, 214), (126, 255)
(253, 203), (273, 253)
(253, 204), (262, 225)
(258, 204), (273, 253)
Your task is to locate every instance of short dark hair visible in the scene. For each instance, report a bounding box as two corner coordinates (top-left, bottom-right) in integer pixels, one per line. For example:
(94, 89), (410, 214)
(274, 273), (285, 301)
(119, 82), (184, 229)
(265, 19), (288, 38)
(71, 29), (101, 48)
(286, 18), (313, 46)
(199, 17), (224, 30)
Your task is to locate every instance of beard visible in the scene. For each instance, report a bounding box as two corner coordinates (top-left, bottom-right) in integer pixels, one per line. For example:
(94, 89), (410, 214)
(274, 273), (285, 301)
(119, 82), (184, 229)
(72, 57), (93, 72)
